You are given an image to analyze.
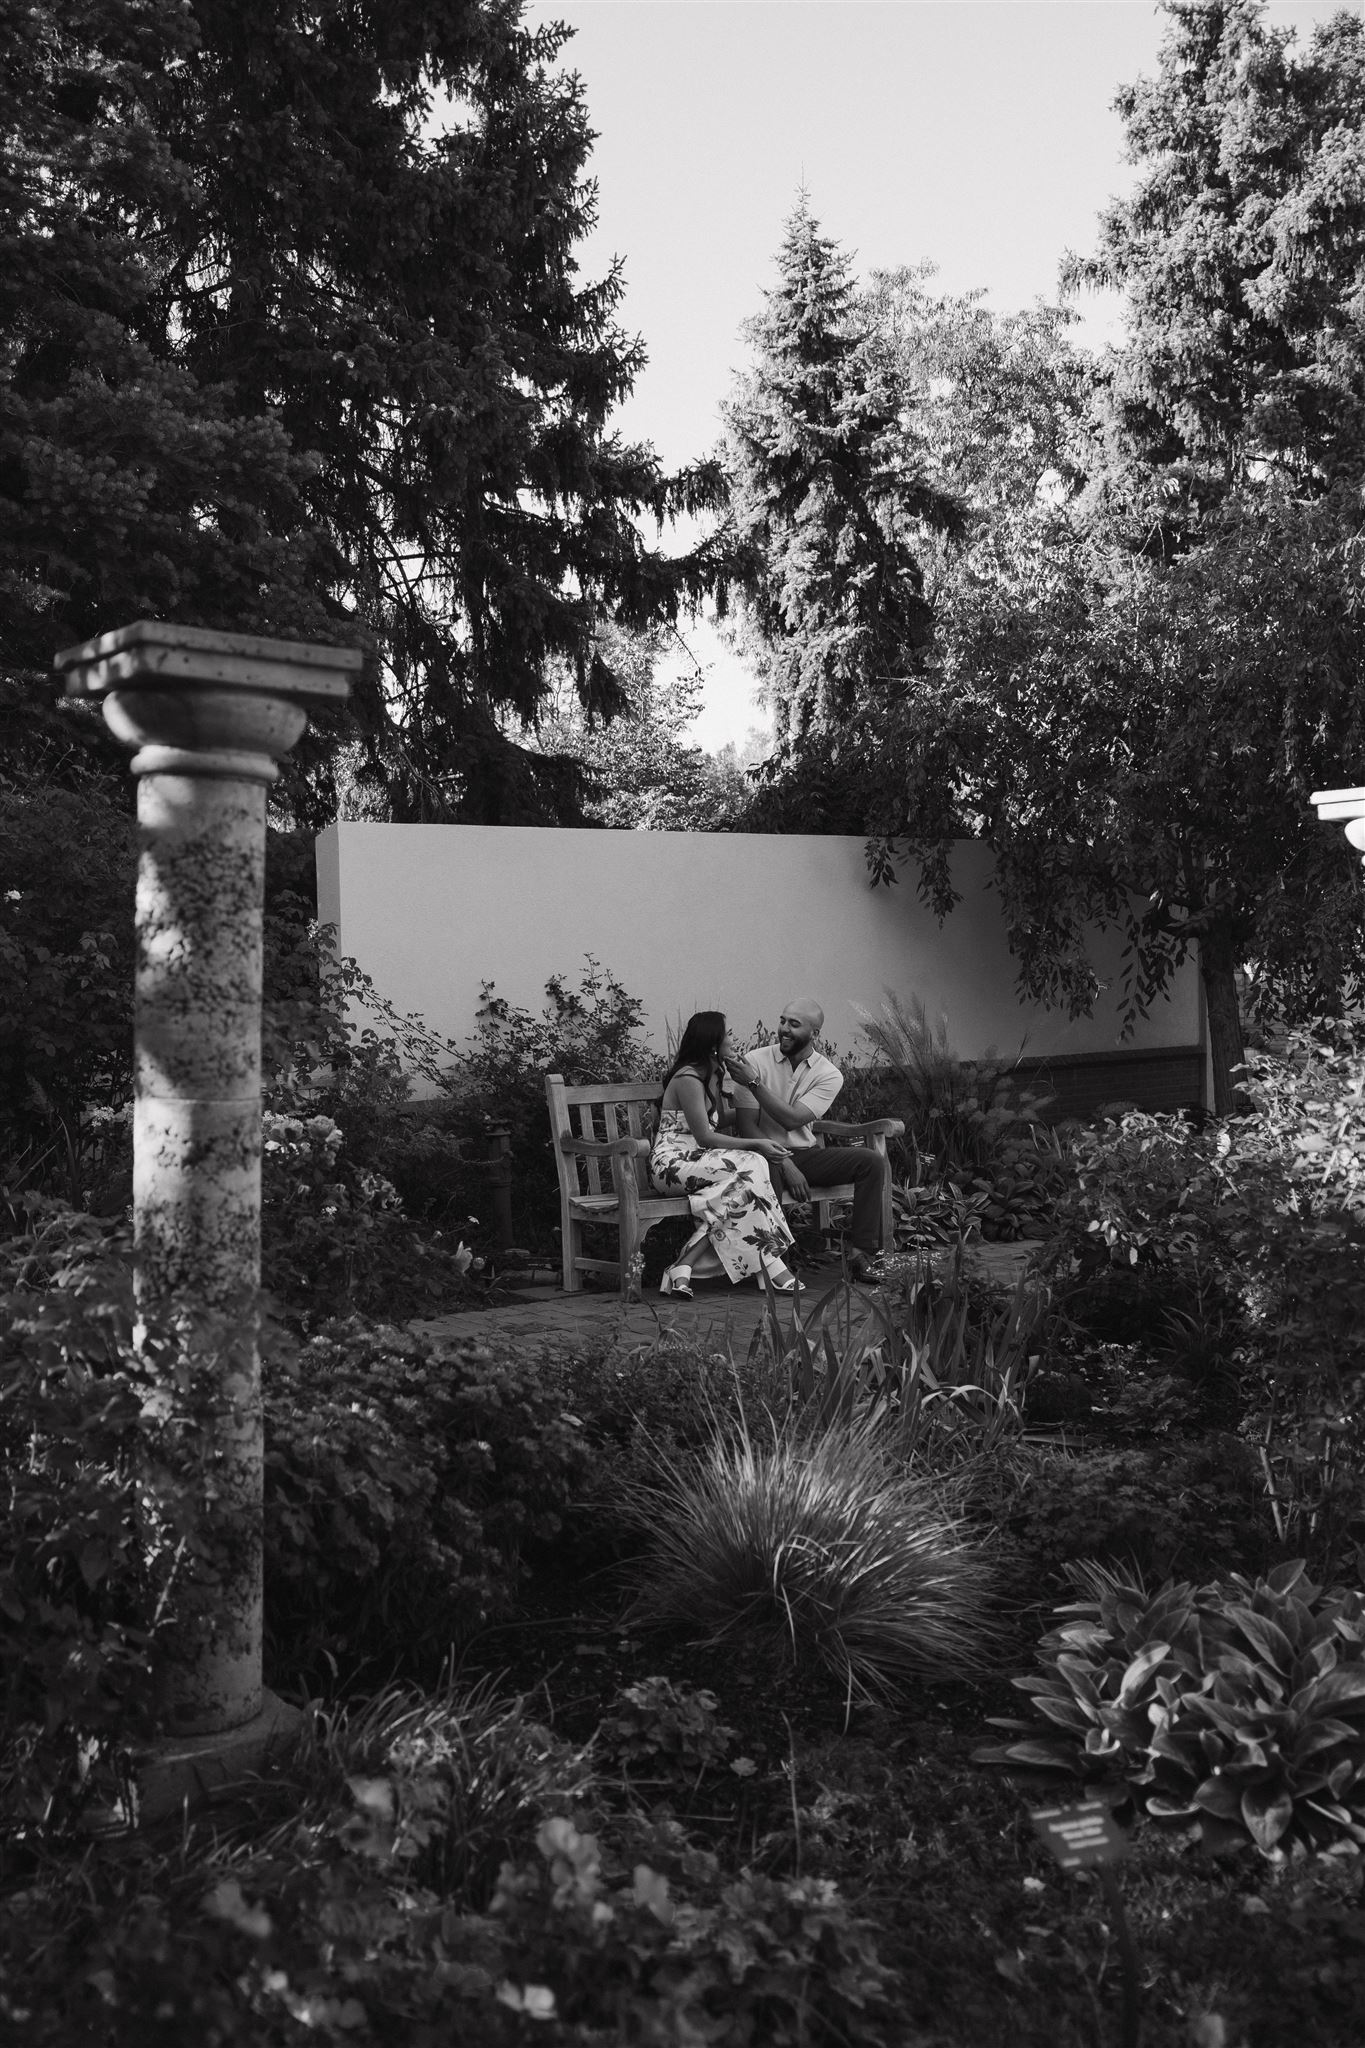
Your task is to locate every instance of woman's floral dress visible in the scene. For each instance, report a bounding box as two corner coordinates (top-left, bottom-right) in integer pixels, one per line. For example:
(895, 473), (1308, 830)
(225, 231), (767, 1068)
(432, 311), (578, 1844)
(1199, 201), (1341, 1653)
(649, 1094), (795, 1284)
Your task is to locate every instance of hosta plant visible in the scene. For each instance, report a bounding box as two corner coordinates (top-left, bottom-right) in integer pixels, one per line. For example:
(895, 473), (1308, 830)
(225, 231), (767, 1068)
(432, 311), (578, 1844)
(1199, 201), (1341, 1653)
(977, 1559), (1365, 1859)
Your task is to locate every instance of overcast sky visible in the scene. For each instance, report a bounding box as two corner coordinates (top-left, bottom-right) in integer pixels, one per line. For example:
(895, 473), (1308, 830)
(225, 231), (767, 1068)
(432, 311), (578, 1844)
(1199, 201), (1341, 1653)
(522, 0), (1357, 749)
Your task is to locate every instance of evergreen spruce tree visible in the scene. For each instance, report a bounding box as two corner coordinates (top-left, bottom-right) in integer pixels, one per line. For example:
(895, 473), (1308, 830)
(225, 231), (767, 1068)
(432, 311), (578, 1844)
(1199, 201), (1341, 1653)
(0, 0), (336, 791)
(0, 0), (719, 824)
(720, 198), (962, 753)
(1071, 0), (1365, 529)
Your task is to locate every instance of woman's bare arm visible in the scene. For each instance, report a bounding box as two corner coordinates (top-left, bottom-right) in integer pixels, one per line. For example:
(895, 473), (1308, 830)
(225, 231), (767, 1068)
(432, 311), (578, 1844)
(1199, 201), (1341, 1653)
(669, 1074), (788, 1158)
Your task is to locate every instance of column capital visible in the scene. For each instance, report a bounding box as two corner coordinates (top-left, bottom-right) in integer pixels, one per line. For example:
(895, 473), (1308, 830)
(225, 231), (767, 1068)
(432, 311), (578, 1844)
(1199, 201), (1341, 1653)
(1310, 784), (1365, 857)
(55, 620), (362, 782)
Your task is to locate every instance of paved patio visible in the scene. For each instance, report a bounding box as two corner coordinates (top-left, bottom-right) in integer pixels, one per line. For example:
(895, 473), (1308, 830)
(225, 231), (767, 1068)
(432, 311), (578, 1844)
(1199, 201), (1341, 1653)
(412, 1239), (1041, 1358)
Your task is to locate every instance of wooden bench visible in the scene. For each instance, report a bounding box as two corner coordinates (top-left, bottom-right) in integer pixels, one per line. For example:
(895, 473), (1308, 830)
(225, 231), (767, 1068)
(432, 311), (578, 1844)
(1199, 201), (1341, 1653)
(545, 1072), (904, 1299)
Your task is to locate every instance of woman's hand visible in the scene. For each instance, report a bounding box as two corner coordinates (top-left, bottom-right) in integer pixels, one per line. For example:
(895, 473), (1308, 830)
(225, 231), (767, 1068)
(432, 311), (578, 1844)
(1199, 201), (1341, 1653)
(755, 1140), (790, 1163)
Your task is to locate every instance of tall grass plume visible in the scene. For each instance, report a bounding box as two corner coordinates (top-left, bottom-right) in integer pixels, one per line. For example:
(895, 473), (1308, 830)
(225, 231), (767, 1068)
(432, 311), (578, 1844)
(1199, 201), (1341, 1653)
(627, 1404), (1000, 1707)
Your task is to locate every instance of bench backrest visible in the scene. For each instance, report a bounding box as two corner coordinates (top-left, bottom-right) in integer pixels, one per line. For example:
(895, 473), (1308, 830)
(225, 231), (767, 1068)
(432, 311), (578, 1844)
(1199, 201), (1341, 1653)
(544, 1073), (663, 1201)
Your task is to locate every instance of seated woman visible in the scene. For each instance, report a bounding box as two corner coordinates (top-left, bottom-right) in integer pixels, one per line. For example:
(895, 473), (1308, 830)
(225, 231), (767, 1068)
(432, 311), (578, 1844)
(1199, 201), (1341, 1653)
(649, 1010), (802, 1298)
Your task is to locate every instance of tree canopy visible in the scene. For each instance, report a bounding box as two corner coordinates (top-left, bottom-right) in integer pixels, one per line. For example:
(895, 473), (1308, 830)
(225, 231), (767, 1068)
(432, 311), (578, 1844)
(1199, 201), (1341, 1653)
(520, 625), (751, 832)
(0, 0), (719, 823)
(721, 7), (1364, 1112)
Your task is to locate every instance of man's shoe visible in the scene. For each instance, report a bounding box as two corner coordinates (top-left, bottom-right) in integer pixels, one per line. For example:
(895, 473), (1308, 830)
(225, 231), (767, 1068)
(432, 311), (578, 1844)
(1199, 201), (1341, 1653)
(846, 1250), (887, 1285)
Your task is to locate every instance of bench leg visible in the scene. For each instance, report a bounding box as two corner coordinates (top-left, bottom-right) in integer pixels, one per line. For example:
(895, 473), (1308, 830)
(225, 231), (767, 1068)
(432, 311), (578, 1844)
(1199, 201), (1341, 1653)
(616, 1174), (642, 1302)
(561, 1210), (582, 1293)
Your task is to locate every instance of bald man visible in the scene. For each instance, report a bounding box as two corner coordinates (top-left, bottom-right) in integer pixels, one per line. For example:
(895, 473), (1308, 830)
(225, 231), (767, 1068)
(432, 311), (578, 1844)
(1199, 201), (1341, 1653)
(725, 997), (888, 1278)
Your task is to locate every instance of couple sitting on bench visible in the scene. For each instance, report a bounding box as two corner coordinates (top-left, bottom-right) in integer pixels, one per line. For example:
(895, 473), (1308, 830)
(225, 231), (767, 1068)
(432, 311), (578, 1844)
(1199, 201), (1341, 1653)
(649, 998), (889, 1299)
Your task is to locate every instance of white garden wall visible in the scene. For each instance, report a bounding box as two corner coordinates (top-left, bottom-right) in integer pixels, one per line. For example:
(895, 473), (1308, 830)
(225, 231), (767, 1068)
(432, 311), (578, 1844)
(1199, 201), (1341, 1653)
(316, 823), (1205, 1102)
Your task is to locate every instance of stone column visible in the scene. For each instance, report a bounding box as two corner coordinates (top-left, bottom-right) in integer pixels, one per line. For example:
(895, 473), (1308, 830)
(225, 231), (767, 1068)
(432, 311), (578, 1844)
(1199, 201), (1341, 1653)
(55, 622), (361, 1738)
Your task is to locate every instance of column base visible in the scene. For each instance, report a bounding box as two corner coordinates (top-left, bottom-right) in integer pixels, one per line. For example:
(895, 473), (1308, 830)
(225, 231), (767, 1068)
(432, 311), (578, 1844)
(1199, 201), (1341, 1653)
(85, 1691), (303, 1832)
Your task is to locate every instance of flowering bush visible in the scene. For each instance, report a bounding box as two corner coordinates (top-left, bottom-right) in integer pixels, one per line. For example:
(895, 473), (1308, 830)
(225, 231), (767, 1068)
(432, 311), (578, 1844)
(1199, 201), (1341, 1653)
(260, 1108), (479, 1325)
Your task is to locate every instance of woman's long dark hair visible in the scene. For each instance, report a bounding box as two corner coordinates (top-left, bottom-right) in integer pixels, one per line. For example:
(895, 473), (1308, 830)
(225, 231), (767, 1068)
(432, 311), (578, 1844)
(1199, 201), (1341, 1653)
(662, 1011), (727, 1092)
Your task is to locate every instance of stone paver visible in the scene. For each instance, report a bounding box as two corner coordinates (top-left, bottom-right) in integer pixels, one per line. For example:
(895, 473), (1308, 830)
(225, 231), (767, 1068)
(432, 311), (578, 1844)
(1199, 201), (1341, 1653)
(413, 1240), (1040, 1358)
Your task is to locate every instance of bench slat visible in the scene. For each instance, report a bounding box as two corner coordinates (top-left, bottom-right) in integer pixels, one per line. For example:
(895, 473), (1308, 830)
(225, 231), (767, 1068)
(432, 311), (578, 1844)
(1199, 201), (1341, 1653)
(574, 1101), (604, 1198)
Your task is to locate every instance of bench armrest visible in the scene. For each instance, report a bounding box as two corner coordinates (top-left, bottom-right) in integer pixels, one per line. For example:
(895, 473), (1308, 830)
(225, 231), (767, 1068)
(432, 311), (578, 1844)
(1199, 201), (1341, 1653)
(813, 1117), (905, 1141)
(558, 1133), (651, 1160)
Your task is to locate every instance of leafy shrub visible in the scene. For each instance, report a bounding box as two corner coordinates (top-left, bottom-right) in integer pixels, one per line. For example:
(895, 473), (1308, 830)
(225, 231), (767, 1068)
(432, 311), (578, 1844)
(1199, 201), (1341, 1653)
(1233, 1018), (1365, 1409)
(261, 908), (499, 1312)
(0, 783), (135, 1207)
(979, 1558), (1365, 1859)
(0, 1199), (202, 1822)
(595, 1677), (737, 1782)
(1042, 1031), (1365, 1575)
(291, 1674), (594, 1909)
(976, 1436), (1276, 1585)
(1046, 1033), (1365, 1384)
(626, 1404), (998, 1703)
(490, 1812), (898, 2044)
(439, 956), (654, 1250)
(0, 1706), (898, 2047)
(891, 1176), (990, 1246)
(263, 1319), (589, 1689)
(1044, 1108), (1239, 1287)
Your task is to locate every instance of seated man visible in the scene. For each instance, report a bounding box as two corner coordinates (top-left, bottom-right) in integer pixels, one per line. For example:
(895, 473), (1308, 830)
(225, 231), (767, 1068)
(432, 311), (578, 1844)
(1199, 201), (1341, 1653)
(724, 996), (888, 1279)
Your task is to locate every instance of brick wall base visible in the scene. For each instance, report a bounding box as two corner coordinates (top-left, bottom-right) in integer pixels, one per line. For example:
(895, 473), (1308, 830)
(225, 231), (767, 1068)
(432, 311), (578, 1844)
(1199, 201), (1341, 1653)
(1011, 1045), (1206, 1122)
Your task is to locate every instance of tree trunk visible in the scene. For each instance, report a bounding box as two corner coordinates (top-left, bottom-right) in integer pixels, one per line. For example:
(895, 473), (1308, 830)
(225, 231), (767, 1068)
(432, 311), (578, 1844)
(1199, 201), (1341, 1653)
(1199, 913), (1247, 1117)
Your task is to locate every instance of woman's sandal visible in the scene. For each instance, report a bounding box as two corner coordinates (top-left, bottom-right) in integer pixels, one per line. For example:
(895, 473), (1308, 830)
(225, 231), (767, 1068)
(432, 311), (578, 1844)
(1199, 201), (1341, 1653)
(759, 1263), (802, 1295)
(659, 1265), (694, 1299)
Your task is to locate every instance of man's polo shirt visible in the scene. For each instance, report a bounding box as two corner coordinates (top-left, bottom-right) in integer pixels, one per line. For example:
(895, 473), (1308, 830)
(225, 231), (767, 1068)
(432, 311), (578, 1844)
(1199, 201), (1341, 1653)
(737, 1042), (843, 1148)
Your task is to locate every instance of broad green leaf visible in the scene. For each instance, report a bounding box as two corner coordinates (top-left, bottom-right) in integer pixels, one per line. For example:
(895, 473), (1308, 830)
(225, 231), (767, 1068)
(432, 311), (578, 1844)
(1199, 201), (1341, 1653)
(1224, 1606), (1294, 1673)
(1118, 1642), (1171, 1706)
(1241, 1786), (1294, 1852)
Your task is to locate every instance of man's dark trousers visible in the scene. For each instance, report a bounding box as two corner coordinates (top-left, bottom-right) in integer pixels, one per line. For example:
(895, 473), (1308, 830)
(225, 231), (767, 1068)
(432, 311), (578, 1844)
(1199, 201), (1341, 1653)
(796, 1146), (888, 1255)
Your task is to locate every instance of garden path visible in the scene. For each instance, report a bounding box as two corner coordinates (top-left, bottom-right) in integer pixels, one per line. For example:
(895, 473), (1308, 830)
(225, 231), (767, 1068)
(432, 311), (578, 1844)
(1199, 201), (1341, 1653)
(411, 1240), (1039, 1359)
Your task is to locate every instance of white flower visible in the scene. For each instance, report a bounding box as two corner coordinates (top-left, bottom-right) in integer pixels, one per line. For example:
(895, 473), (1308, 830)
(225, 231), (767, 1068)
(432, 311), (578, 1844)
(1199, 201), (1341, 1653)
(496, 1983), (556, 2021)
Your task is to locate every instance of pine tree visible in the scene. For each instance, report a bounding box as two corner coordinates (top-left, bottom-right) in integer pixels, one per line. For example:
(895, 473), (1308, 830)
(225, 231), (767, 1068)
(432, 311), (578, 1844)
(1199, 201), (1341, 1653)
(720, 198), (962, 751)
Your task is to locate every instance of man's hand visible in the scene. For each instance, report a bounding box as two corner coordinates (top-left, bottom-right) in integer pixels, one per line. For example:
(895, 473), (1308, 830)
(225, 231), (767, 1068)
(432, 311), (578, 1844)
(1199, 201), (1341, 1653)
(779, 1156), (810, 1202)
(724, 1053), (760, 1090)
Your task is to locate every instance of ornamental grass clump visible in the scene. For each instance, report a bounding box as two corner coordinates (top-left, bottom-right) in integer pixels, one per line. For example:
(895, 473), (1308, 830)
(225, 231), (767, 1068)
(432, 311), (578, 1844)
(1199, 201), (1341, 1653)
(977, 1558), (1365, 1859)
(627, 1406), (998, 1705)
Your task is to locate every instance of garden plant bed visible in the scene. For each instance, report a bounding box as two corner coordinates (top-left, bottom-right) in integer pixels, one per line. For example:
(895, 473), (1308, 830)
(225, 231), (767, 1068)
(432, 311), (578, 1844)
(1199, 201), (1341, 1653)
(6, 993), (1365, 2044)
(5, 1574), (1363, 2047)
